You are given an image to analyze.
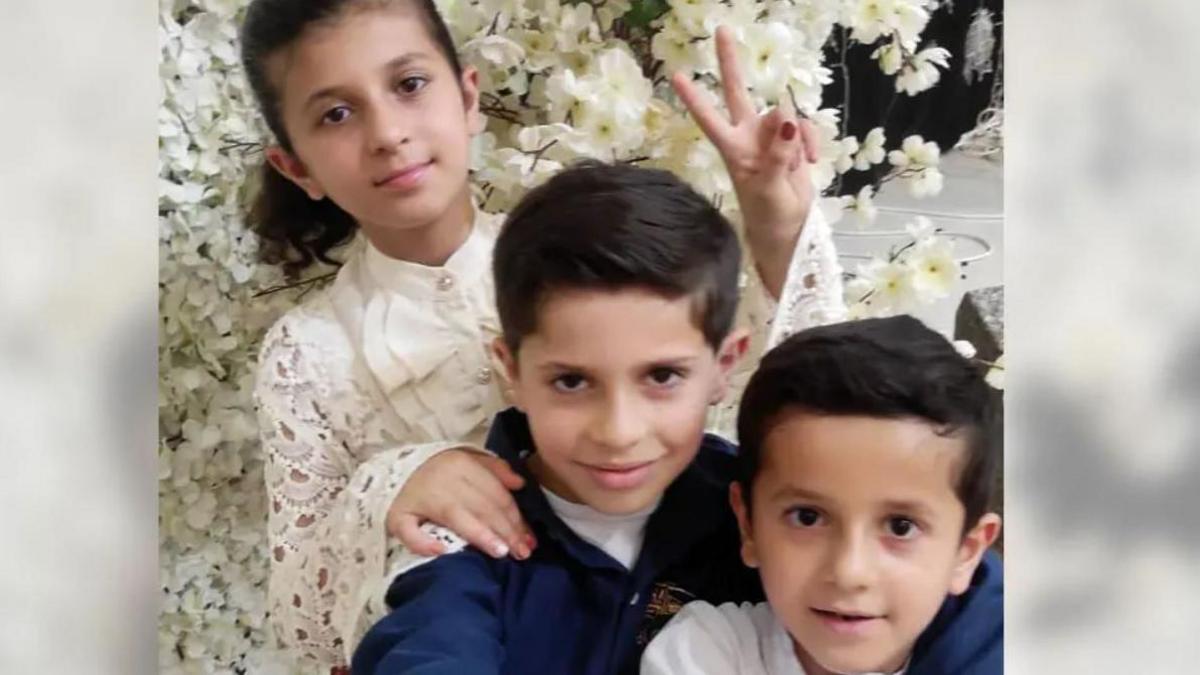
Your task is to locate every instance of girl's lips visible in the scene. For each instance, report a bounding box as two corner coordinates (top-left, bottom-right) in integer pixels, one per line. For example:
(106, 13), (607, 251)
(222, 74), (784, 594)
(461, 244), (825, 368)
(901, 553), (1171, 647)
(580, 461), (655, 491)
(375, 161), (433, 192)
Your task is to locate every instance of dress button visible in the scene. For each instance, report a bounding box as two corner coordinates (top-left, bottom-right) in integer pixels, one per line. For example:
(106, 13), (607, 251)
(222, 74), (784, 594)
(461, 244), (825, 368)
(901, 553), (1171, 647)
(629, 592), (639, 606)
(436, 274), (455, 291)
(475, 367), (492, 385)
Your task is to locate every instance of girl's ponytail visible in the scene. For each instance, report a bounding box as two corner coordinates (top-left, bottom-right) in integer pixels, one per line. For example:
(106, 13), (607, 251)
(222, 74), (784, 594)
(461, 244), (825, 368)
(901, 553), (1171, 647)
(248, 161), (356, 281)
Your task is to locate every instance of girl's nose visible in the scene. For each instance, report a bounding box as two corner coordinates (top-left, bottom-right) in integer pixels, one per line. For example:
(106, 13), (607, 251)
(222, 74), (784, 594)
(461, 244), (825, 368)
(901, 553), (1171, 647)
(367, 105), (409, 154)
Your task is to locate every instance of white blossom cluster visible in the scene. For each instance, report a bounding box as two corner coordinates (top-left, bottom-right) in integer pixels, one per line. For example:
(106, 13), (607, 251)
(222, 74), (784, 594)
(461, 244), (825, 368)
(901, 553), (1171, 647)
(158, 0), (957, 670)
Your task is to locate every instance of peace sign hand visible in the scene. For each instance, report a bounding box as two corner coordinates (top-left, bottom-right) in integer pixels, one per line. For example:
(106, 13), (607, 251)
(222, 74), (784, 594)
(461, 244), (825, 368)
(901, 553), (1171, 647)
(670, 26), (819, 296)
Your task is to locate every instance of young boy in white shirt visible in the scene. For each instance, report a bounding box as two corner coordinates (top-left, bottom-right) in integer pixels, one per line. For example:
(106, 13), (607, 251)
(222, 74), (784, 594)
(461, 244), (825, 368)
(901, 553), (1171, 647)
(642, 315), (1004, 675)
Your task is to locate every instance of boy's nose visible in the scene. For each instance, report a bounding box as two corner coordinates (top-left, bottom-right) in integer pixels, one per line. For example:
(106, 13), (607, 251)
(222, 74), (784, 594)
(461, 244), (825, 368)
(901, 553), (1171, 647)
(826, 531), (877, 592)
(588, 390), (647, 452)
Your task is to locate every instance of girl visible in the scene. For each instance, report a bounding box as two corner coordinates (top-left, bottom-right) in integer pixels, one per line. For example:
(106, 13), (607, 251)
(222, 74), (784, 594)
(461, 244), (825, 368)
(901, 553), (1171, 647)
(240, 0), (845, 669)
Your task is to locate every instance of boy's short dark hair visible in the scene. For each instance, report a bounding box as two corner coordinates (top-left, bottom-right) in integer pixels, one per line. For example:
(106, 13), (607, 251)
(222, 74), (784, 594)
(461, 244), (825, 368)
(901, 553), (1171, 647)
(493, 160), (742, 355)
(735, 315), (999, 532)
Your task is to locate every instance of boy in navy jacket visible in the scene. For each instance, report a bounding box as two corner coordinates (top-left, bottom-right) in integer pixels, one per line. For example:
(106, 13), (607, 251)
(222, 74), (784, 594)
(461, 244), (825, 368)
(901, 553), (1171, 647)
(643, 316), (1003, 675)
(353, 161), (764, 675)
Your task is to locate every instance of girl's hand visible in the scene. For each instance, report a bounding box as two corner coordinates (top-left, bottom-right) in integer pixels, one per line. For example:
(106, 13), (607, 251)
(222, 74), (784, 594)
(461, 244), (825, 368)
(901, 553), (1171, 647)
(671, 25), (819, 297)
(387, 448), (536, 559)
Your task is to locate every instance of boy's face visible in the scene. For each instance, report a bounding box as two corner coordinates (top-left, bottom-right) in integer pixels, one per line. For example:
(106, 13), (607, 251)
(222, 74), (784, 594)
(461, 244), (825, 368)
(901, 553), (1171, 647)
(731, 412), (1000, 675)
(495, 287), (744, 515)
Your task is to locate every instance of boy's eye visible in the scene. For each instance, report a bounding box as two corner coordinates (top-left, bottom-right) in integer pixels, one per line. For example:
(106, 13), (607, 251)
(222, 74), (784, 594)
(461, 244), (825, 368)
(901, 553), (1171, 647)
(886, 517), (920, 540)
(647, 367), (683, 387)
(551, 373), (588, 393)
(396, 75), (429, 94)
(321, 106), (351, 125)
(784, 507), (823, 528)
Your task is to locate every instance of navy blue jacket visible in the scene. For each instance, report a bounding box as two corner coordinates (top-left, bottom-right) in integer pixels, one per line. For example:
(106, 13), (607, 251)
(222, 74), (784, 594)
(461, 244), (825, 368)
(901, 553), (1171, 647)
(907, 549), (1004, 675)
(352, 408), (763, 675)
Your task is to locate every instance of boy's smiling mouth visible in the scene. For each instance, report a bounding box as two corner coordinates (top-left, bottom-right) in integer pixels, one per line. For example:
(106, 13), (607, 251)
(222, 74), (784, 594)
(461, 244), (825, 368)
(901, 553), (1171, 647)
(576, 459), (657, 490)
(811, 607), (885, 636)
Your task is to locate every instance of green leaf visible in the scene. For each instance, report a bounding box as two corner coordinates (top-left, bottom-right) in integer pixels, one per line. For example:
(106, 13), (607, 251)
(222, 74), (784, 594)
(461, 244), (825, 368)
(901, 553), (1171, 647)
(624, 0), (670, 28)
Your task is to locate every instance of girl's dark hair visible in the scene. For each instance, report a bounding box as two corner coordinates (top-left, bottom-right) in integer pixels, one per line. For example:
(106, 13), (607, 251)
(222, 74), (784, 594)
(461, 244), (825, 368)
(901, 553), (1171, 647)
(736, 315), (1000, 533)
(239, 0), (463, 279)
(493, 160), (742, 355)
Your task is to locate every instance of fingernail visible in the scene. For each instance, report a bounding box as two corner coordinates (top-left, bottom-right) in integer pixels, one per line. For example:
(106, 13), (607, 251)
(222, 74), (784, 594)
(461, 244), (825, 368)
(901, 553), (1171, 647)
(493, 542), (509, 558)
(780, 122), (797, 141)
(516, 544), (531, 560)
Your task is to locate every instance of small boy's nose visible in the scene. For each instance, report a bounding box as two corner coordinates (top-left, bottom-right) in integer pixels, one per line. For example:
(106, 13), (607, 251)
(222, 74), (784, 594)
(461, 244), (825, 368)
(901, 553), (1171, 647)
(828, 533), (876, 591)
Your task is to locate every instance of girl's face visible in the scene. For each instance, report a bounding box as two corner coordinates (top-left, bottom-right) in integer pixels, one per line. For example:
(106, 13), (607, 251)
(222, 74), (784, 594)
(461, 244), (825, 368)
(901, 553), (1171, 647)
(266, 6), (483, 245)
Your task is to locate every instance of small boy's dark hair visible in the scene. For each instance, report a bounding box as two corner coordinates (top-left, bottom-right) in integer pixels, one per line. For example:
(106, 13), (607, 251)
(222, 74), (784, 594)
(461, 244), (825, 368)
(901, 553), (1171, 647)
(735, 315), (999, 532)
(493, 160), (742, 355)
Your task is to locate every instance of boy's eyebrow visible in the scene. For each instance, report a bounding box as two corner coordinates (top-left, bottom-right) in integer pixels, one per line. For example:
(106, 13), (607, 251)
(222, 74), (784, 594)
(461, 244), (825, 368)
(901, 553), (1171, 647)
(766, 487), (939, 518)
(303, 53), (428, 109)
(535, 356), (700, 373)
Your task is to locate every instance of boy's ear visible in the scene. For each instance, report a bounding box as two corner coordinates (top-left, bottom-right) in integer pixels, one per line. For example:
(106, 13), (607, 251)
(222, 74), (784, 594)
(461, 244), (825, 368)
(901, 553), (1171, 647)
(265, 145), (326, 200)
(949, 513), (1002, 595)
(459, 66), (485, 136)
(490, 336), (522, 408)
(710, 327), (751, 404)
(729, 482), (759, 568)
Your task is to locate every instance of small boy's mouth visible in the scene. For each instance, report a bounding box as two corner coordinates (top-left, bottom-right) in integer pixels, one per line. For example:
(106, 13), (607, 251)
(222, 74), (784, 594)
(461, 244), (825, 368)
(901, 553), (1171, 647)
(811, 608), (883, 635)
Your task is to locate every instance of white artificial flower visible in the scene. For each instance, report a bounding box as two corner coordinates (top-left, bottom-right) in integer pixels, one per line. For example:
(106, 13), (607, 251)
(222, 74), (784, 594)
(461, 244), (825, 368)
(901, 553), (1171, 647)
(888, 134), (940, 168)
(908, 236), (959, 299)
(739, 22), (803, 102)
(872, 39), (904, 75)
(463, 34), (526, 69)
(895, 46), (950, 95)
(834, 136), (860, 174)
(847, 184), (879, 223)
(953, 339), (977, 359)
(905, 215), (937, 242)
(859, 258), (917, 311)
(844, 276), (875, 305)
(854, 126), (887, 170)
(985, 354), (1006, 390)
(907, 165), (944, 197)
(669, 0), (714, 34)
(846, 0), (930, 46)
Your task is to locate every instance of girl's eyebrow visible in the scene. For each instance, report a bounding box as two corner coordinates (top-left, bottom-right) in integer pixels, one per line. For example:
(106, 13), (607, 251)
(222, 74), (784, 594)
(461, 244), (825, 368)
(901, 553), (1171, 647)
(302, 53), (429, 109)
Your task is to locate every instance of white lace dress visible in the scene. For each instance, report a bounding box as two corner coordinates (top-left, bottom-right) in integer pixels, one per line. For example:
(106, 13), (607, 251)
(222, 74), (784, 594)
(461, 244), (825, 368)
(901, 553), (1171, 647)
(253, 206), (847, 667)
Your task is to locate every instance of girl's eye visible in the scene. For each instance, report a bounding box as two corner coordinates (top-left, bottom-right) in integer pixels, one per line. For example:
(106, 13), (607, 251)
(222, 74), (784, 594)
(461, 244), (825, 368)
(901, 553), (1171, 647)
(552, 374), (587, 393)
(396, 76), (429, 94)
(647, 367), (683, 387)
(321, 106), (351, 125)
(785, 507), (823, 528)
(886, 517), (920, 540)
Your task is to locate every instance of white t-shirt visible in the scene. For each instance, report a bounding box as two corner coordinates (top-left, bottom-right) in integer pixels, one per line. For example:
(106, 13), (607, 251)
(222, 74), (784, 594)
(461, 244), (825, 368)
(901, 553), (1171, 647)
(542, 488), (660, 570)
(641, 601), (906, 675)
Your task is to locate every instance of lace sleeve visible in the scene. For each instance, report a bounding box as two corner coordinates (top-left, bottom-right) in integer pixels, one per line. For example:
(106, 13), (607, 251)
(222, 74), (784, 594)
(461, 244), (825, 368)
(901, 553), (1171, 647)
(255, 316), (462, 667)
(709, 206), (848, 438)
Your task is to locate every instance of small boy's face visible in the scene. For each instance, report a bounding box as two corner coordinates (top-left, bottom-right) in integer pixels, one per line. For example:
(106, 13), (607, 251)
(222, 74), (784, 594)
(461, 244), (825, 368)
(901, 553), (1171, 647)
(731, 412), (1000, 675)
(496, 287), (743, 515)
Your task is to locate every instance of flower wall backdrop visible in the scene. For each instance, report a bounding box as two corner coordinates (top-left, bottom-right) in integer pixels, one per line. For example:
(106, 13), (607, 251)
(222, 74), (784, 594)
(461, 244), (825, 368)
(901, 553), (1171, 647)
(159, 0), (985, 670)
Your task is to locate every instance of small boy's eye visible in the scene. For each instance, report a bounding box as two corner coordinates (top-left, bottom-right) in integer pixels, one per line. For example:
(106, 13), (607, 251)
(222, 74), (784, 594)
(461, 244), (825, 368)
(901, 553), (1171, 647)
(785, 507), (823, 528)
(321, 106), (351, 125)
(552, 374), (587, 393)
(886, 517), (919, 539)
(396, 76), (429, 94)
(647, 367), (683, 387)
